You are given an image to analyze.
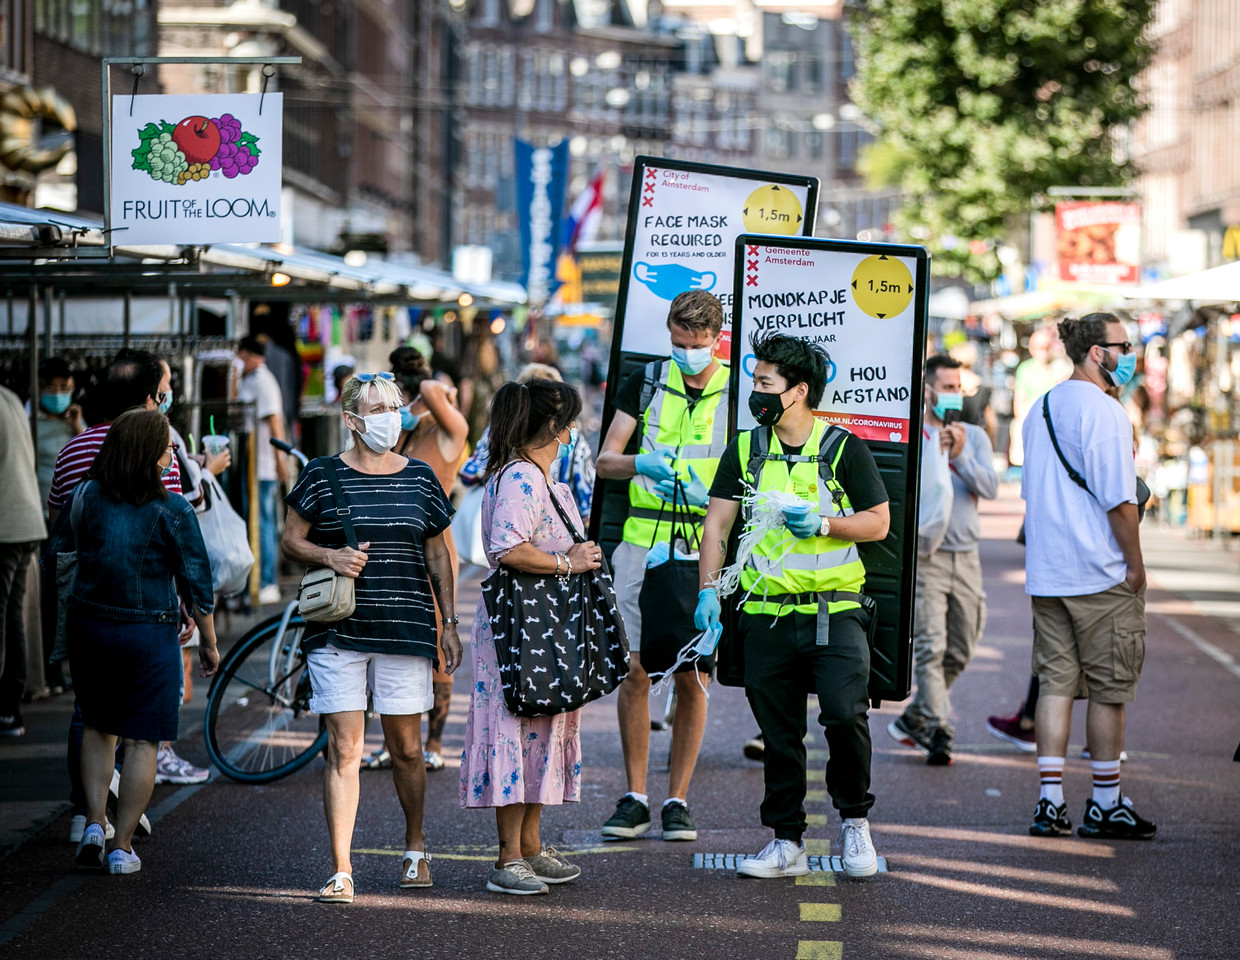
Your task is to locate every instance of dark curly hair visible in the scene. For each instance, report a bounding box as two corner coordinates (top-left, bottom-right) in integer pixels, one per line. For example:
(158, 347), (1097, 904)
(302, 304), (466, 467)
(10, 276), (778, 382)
(1057, 313), (1117, 365)
(750, 331), (831, 408)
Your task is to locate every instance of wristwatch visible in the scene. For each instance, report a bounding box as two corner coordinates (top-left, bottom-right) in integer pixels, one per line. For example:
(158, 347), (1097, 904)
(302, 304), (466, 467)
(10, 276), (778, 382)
(818, 516), (831, 538)
(441, 616), (460, 625)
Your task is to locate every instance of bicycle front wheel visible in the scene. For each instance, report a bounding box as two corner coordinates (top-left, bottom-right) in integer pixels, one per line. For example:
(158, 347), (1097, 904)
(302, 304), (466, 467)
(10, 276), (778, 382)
(204, 615), (327, 784)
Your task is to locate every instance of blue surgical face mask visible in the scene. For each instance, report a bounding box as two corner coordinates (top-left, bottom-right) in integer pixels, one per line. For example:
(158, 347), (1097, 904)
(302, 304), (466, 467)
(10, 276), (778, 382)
(158, 392), (173, 414)
(41, 392), (71, 415)
(932, 389), (963, 421)
(401, 407), (423, 432)
(556, 427), (577, 464)
(671, 345), (714, 376)
(160, 460), (173, 478)
(1104, 348), (1137, 388)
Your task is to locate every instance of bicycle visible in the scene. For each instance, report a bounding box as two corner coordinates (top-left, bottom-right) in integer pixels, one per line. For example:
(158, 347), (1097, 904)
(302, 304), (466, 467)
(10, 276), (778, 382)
(203, 438), (329, 783)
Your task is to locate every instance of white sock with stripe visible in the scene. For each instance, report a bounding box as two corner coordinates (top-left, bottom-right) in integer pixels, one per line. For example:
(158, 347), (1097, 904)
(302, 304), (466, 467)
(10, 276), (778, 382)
(1091, 759), (1122, 808)
(1037, 756), (1065, 807)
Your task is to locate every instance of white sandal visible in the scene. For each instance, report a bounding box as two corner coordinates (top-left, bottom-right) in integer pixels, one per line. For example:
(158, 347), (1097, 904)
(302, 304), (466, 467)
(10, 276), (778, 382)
(400, 851), (432, 889)
(316, 871), (354, 903)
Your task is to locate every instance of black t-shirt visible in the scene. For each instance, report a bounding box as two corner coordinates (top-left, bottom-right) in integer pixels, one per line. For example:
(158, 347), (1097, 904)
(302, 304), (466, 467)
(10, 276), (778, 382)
(614, 366), (704, 420)
(709, 427), (889, 512)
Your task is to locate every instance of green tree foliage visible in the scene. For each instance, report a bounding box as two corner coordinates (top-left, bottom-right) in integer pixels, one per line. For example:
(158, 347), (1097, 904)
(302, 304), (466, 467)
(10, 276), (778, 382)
(850, 0), (1154, 281)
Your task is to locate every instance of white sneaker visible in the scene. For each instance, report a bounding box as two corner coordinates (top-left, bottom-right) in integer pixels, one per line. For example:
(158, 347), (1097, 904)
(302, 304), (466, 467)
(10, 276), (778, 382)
(108, 769), (153, 837)
(107, 848), (141, 875)
(70, 815), (114, 843)
(736, 838), (809, 878)
(258, 585), (283, 605)
(74, 822), (106, 869)
(840, 818), (878, 878)
(154, 744), (211, 784)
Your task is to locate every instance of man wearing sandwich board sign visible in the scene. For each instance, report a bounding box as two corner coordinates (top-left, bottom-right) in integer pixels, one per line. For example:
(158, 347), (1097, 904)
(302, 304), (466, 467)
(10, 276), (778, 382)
(696, 235), (927, 877)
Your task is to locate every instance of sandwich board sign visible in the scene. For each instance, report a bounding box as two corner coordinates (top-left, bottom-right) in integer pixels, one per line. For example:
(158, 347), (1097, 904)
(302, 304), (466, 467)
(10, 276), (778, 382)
(109, 94), (282, 245)
(591, 157), (818, 546)
(729, 234), (930, 703)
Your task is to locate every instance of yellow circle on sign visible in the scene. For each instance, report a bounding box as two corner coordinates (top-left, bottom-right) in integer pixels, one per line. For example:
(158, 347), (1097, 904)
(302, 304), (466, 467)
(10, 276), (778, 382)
(742, 184), (803, 234)
(851, 255), (914, 319)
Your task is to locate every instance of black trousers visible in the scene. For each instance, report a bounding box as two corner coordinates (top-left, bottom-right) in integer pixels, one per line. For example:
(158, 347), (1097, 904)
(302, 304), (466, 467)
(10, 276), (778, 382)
(742, 607), (875, 840)
(0, 541), (36, 716)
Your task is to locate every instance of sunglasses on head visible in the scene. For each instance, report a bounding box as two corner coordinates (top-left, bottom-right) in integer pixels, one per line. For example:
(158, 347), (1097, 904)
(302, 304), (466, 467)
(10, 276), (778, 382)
(355, 372), (395, 383)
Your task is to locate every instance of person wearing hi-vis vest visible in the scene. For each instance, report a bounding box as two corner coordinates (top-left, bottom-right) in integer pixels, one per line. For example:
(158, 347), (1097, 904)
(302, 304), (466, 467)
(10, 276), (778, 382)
(595, 290), (730, 843)
(698, 332), (891, 879)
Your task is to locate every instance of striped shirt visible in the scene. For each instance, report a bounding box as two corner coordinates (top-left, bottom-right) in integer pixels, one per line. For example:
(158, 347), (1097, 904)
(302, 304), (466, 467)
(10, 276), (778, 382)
(286, 455), (454, 661)
(47, 423), (182, 511)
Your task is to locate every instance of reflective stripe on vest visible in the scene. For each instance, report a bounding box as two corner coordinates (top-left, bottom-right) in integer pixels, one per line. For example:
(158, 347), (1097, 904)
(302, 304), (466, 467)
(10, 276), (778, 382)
(623, 361), (730, 548)
(738, 418), (866, 616)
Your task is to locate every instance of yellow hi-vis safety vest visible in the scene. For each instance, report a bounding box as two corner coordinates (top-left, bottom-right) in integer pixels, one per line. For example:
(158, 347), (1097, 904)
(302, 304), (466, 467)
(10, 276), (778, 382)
(737, 418), (867, 617)
(623, 359), (730, 548)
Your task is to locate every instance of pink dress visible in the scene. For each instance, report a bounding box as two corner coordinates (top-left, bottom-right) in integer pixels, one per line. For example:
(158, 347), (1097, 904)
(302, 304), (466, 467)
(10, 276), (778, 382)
(459, 461), (583, 808)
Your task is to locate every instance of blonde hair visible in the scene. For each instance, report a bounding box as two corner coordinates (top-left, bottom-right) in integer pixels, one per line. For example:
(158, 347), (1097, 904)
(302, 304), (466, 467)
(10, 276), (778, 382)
(516, 362), (562, 383)
(340, 374), (405, 414)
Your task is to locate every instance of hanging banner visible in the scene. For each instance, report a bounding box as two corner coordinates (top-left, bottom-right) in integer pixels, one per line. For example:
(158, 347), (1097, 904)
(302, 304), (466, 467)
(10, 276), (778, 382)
(728, 234), (930, 703)
(515, 138), (570, 308)
(1055, 201), (1142, 285)
(613, 157), (818, 360)
(109, 94), (282, 245)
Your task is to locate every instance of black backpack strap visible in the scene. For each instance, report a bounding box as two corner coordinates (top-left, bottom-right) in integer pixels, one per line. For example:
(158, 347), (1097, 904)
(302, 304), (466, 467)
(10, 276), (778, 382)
(1042, 393), (1092, 496)
(817, 424), (849, 509)
(320, 457), (359, 550)
(745, 426), (771, 486)
(637, 359), (667, 415)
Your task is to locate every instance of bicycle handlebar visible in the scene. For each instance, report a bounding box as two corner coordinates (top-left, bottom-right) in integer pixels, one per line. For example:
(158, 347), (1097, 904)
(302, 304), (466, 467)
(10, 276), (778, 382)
(269, 437), (309, 467)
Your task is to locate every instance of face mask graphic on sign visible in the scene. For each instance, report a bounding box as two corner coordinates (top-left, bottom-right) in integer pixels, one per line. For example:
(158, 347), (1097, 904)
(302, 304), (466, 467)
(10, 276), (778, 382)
(633, 262), (716, 301)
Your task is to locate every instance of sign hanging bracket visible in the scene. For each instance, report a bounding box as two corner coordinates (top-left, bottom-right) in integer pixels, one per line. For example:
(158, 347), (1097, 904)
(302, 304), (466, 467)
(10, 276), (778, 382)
(129, 63), (145, 117)
(259, 64), (276, 115)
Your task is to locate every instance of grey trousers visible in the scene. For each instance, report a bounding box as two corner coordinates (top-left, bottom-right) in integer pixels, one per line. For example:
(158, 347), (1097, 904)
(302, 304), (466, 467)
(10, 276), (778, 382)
(906, 547), (987, 736)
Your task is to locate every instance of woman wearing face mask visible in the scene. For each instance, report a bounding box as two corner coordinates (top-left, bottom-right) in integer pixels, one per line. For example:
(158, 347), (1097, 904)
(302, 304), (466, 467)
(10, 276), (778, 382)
(48, 409), (218, 876)
(282, 373), (460, 904)
(383, 346), (471, 772)
(459, 377), (601, 895)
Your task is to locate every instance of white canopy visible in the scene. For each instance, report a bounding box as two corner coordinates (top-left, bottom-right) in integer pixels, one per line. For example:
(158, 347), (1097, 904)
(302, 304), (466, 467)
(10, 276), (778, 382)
(1127, 261), (1240, 303)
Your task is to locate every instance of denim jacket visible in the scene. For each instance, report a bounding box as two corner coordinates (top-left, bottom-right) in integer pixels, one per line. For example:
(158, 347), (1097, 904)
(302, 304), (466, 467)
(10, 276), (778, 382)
(46, 481), (215, 624)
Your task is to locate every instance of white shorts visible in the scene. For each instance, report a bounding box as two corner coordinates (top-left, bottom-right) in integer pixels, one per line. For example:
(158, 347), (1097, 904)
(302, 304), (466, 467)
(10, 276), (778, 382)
(306, 644), (434, 716)
(611, 540), (647, 652)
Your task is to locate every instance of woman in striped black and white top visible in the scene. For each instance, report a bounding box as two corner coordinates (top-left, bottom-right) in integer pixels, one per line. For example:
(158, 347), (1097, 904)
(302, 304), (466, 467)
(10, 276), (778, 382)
(283, 372), (458, 904)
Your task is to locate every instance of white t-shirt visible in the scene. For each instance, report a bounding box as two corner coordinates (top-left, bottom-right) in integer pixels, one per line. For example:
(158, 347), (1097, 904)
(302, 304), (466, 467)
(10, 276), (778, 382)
(1022, 380), (1136, 597)
(238, 364), (284, 481)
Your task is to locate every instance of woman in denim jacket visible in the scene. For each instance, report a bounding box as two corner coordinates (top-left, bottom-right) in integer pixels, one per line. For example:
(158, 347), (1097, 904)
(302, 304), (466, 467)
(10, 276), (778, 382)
(48, 409), (218, 876)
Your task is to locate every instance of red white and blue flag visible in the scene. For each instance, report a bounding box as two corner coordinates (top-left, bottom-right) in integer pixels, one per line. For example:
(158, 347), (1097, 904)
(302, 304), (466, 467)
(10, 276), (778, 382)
(561, 170), (605, 256)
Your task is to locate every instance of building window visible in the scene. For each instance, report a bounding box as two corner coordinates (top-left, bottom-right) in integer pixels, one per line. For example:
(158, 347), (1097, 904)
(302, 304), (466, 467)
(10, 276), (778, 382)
(765, 51), (796, 93)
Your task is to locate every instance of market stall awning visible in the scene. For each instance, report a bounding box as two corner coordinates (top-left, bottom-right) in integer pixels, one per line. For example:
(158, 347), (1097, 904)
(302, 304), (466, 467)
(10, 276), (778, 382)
(1127, 261), (1240, 303)
(969, 283), (1124, 320)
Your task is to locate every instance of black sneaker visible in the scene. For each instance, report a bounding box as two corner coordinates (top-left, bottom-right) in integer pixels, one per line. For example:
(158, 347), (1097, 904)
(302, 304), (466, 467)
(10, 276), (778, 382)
(1077, 796), (1156, 840)
(0, 714), (24, 737)
(886, 715), (932, 756)
(743, 733), (764, 761)
(601, 795), (652, 839)
(926, 728), (954, 766)
(661, 801), (697, 841)
(1028, 798), (1073, 837)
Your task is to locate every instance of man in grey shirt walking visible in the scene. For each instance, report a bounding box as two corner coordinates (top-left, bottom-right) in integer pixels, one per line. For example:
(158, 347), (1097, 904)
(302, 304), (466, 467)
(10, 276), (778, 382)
(889, 354), (998, 765)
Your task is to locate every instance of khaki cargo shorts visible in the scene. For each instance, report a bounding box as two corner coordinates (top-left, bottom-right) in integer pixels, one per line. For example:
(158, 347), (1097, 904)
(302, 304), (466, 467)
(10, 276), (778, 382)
(1031, 582), (1146, 704)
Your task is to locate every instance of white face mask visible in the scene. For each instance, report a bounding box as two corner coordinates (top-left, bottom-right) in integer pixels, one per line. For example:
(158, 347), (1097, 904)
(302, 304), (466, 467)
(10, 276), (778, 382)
(349, 411), (402, 453)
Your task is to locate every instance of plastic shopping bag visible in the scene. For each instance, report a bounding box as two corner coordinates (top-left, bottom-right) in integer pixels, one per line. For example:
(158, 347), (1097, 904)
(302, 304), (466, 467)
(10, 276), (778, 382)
(451, 485), (489, 569)
(917, 427), (954, 557)
(197, 472), (255, 596)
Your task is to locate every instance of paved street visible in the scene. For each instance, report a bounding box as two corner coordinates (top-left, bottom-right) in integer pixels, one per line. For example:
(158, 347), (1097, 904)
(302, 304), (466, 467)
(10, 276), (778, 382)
(1, 484), (1238, 960)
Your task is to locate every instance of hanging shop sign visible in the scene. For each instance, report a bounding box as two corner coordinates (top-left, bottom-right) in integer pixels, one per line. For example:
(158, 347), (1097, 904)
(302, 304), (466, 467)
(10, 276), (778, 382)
(515, 138), (570, 308)
(1055, 201), (1141, 285)
(108, 94), (283, 245)
(728, 234), (930, 703)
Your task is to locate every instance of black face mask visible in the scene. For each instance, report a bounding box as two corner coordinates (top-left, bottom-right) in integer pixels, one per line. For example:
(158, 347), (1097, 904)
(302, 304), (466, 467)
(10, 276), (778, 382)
(749, 389), (790, 427)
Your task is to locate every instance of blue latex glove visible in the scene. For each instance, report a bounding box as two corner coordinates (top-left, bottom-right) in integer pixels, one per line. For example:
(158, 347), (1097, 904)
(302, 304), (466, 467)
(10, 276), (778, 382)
(635, 450), (677, 483)
(652, 465), (710, 508)
(694, 587), (722, 633)
(784, 509), (821, 539)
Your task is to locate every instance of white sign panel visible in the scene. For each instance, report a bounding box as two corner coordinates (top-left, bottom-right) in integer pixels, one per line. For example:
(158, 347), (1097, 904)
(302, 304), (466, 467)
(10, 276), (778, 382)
(618, 159), (817, 360)
(733, 237), (927, 444)
(109, 94), (282, 245)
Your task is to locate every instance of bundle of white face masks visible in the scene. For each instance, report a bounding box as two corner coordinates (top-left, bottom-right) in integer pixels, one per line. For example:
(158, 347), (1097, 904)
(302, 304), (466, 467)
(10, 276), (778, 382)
(710, 485), (812, 602)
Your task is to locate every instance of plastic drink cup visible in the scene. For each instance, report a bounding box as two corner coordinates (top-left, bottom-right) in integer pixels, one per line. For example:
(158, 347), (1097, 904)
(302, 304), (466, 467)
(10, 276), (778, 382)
(202, 434), (229, 456)
(783, 501), (812, 522)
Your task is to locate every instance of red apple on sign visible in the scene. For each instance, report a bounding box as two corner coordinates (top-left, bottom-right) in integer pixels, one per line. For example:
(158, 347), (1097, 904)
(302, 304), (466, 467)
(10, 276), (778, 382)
(172, 116), (222, 165)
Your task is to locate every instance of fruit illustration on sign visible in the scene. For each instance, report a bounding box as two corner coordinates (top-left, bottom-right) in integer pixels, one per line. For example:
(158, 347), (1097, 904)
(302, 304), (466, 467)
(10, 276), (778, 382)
(742, 184), (803, 234)
(131, 111), (261, 186)
(172, 116), (220, 164)
(851, 255), (914, 320)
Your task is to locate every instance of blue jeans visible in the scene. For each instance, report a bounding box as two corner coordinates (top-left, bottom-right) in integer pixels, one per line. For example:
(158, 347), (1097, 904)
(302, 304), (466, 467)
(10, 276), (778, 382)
(259, 479), (279, 588)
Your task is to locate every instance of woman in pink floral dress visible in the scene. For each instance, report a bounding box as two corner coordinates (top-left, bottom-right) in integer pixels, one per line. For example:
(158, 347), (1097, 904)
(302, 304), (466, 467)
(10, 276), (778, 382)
(460, 378), (604, 895)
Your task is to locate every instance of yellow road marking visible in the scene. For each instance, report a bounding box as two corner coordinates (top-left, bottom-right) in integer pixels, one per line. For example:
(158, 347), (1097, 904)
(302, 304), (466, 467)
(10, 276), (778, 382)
(799, 903), (842, 922)
(806, 749), (829, 763)
(353, 845), (634, 862)
(796, 872), (836, 887)
(805, 839), (831, 855)
(804, 789), (827, 803)
(796, 941), (843, 960)
(805, 814), (829, 828)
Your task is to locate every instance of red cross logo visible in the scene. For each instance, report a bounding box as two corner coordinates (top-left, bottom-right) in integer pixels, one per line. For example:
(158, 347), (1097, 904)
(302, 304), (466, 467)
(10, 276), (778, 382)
(747, 245), (758, 256)
(642, 196), (653, 207)
(747, 258), (758, 271)
(746, 272), (758, 286)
